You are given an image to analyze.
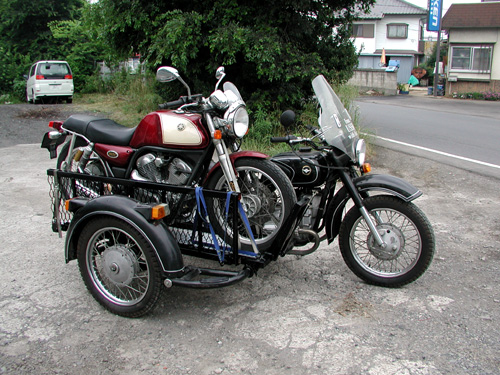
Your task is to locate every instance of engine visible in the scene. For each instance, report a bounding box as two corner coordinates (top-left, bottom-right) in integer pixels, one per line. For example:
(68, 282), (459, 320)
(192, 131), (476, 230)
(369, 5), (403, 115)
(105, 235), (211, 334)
(131, 153), (192, 185)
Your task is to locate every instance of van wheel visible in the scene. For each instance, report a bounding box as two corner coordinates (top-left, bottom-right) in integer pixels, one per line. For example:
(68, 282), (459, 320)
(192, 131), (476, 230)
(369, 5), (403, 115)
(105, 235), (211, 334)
(31, 91), (40, 105)
(66, 98), (73, 104)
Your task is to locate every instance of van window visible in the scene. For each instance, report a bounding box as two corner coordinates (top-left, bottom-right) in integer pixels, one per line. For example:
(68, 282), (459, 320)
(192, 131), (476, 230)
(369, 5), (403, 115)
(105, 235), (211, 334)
(36, 63), (71, 79)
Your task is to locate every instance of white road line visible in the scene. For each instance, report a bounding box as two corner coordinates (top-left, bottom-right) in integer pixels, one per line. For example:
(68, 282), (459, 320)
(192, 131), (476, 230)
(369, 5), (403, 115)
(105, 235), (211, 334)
(368, 134), (500, 170)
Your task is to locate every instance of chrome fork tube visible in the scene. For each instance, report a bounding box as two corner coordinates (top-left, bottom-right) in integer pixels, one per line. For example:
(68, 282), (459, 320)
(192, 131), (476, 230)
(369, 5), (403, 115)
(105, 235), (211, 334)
(205, 114), (240, 192)
(340, 169), (386, 248)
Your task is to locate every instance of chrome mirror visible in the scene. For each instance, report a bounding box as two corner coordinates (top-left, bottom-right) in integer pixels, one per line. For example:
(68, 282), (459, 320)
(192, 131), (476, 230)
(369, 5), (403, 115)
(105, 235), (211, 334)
(156, 67), (179, 83)
(215, 66), (226, 90)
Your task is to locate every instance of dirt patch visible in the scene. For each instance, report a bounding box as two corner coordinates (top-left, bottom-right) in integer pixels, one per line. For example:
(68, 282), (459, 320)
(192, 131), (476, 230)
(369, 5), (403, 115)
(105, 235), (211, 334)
(16, 106), (63, 120)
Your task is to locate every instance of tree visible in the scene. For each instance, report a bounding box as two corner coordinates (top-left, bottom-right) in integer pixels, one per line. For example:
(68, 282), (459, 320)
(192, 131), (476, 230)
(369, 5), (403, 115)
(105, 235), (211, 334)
(89, 0), (374, 109)
(0, 0), (85, 96)
(0, 0), (84, 57)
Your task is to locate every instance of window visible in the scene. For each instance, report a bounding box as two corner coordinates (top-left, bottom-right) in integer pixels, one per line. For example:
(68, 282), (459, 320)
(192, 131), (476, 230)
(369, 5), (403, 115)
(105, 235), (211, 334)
(451, 46), (492, 72)
(352, 24), (374, 38)
(387, 24), (408, 39)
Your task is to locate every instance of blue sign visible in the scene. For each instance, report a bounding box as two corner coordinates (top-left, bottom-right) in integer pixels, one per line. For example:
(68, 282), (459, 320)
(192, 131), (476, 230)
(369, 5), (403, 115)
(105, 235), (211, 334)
(427, 0), (442, 31)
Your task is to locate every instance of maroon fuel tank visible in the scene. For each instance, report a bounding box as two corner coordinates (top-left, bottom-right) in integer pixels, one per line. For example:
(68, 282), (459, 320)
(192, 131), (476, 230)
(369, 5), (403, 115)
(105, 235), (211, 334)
(129, 111), (210, 150)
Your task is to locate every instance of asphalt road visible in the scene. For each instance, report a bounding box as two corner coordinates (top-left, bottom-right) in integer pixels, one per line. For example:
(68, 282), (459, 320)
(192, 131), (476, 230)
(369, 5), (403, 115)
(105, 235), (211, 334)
(1, 102), (499, 374)
(355, 94), (500, 178)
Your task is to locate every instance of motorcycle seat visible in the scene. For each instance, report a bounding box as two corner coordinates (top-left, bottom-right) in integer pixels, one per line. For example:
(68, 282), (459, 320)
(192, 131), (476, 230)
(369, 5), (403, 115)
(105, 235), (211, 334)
(63, 115), (136, 146)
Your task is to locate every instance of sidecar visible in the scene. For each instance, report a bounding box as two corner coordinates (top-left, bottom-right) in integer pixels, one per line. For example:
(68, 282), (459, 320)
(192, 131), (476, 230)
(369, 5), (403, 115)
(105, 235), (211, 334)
(47, 169), (307, 317)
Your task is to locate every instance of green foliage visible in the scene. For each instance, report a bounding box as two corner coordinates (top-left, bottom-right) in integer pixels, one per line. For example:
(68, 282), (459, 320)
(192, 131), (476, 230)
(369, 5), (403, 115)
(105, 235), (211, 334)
(89, 0), (374, 111)
(453, 91), (500, 101)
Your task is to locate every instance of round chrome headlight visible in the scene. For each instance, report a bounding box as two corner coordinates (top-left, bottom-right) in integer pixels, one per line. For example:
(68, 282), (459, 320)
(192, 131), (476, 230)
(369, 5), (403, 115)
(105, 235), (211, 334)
(225, 103), (249, 138)
(355, 139), (366, 166)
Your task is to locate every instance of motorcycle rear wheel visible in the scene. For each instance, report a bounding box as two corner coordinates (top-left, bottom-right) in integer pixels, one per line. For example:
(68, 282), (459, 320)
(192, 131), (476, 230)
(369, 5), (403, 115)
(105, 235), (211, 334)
(339, 195), (434, 287)
(76, 216), (163, 317)
(205, 158), (296, 252)
(57, 139), (106, 199)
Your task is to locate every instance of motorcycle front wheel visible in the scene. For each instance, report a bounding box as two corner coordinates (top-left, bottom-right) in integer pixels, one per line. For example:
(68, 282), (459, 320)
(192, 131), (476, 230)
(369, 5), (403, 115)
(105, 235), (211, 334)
(205, 158), (296, 252)
(76, 217), (163, 317)
(339, 195), (434, 287)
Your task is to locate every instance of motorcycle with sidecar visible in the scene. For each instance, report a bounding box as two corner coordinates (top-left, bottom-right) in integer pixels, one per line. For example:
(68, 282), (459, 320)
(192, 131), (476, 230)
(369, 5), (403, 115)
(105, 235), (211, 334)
(43, 68), (434, 317)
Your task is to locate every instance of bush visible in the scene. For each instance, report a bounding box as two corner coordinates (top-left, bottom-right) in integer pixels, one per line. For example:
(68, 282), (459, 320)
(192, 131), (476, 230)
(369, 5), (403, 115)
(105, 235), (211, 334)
(453, 91), (500, 101)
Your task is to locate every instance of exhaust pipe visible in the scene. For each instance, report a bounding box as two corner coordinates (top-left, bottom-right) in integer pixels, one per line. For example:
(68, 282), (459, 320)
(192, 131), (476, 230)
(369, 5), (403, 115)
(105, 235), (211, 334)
(287, 229), (321, 256)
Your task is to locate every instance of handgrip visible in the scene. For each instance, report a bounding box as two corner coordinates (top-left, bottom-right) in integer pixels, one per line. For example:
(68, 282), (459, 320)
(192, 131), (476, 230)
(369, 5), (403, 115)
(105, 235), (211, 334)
(158, 98), (186, 109)
(270, 135), (298, 143)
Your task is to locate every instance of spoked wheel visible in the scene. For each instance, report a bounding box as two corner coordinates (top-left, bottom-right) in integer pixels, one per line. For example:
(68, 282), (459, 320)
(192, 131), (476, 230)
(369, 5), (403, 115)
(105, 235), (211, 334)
(206, 158), (296, 252)
(339, 195), (434, 287)
(77, 217), (163, 317)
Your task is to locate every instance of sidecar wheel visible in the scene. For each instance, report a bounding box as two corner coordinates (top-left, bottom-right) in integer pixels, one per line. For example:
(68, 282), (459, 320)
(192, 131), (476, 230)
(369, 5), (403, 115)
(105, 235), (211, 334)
(77, 216), (163, 317)
(339, 195), (434, 287)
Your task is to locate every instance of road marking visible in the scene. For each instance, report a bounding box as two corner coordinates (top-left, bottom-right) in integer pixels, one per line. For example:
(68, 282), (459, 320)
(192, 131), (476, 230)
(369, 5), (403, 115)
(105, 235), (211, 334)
(368, 134), (500, 170)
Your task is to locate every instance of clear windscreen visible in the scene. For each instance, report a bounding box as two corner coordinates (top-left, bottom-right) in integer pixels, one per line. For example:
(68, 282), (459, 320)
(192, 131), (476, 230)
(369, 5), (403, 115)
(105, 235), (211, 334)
(223, 81), (244, 103)
(311, 75), (358, 159)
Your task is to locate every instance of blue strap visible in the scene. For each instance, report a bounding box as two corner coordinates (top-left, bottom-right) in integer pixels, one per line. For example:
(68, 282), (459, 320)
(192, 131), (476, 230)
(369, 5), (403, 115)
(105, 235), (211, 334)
(194, 187), (224, 263)
(237, 200), (258, 252)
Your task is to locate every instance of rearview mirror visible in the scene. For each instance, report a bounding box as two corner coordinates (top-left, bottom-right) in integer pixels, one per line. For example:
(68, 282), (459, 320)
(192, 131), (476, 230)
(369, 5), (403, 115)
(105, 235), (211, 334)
(156, 67), (179, 83)
(280, 110), (296, 129)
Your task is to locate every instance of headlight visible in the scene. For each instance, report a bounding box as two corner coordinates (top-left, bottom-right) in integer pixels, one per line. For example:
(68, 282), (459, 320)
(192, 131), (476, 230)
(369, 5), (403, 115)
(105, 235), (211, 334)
(355, 139), (366, 166)
(224, 103), (249, 138)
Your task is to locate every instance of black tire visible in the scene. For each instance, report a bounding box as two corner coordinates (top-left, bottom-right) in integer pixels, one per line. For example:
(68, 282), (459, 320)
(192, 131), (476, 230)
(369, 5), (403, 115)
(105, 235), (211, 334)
(339, 195), (434, 287)
(205, 158), (296, 252)
(76, 216), (163, 317)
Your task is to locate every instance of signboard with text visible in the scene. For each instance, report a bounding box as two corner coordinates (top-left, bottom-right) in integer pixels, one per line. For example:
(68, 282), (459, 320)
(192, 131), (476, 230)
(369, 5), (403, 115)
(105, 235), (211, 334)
(427, 0), (442, 31)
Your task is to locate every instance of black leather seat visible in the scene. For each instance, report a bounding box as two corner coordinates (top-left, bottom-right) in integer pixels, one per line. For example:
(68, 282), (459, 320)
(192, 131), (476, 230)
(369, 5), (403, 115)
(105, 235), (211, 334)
(63, 115), (136, 146)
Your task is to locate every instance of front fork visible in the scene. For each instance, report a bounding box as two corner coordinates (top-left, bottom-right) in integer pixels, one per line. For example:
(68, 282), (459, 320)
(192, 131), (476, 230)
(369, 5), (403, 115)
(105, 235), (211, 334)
(205, 114), (241, 192)
(339, 170), (386, 248)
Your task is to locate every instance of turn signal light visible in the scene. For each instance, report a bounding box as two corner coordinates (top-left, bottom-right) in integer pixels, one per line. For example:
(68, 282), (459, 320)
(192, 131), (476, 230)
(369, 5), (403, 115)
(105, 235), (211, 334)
(213, 130), (222, 140)
(151, 204), (169, 220)
(362, 163), (371, 173)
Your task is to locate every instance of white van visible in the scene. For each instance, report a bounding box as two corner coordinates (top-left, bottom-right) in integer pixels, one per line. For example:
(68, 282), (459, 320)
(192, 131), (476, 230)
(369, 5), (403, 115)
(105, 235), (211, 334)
(26, 61), (74, 104)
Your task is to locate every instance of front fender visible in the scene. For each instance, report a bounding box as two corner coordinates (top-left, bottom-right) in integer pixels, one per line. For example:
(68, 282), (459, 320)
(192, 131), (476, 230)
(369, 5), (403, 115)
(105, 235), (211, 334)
(205, 150), (269, 182)
(65, 195), (184, 276)
(325, 174), (422, 243)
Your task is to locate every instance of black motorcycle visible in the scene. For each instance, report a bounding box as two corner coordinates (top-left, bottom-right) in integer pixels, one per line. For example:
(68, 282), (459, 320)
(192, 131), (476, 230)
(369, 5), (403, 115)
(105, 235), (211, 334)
(271, 75), (435, 287)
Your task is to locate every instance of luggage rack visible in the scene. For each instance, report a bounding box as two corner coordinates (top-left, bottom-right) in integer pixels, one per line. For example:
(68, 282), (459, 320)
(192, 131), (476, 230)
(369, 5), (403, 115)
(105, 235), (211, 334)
(46, 169), (254, 266)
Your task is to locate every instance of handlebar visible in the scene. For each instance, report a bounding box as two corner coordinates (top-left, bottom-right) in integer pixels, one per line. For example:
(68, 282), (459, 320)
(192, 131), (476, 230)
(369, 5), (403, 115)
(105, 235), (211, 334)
(270, 135), (298, 143)
(158, 97), (189, 110)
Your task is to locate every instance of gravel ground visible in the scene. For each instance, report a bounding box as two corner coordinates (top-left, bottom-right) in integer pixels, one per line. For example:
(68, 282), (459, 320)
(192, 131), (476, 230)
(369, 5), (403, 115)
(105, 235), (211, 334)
(0, 103), (499, 374)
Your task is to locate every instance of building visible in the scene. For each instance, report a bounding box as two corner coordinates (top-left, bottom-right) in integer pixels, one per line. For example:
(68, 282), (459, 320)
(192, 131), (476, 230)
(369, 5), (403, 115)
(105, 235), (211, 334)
(442, 2), (500, 94)
(351, 0), (427, 84)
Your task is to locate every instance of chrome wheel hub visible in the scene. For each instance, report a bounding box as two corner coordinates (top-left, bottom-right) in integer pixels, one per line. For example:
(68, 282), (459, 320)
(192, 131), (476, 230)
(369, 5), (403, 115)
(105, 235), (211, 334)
(367, 224), (405, 261)
(101, 246), (139, 285)
(240, 194), (261, 218)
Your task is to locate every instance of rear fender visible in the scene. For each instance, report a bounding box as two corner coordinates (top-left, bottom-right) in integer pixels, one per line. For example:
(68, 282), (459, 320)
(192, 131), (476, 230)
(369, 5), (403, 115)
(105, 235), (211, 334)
(325, 174), (422, 242)
(204, 150), (269, 183)
(65, 195), (184, 276)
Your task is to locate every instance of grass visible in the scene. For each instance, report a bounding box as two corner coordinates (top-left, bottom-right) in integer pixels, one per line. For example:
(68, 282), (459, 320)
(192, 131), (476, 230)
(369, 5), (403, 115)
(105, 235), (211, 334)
(69, 73), (369, 157)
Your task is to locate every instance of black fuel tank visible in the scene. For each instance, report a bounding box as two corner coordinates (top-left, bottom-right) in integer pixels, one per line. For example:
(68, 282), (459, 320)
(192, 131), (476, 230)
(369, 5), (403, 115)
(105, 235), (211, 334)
(272, 150), (327, 188)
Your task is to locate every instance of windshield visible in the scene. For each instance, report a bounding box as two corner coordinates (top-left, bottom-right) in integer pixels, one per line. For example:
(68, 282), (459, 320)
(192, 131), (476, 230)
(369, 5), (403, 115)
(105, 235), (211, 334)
(223, 81), (244, 103)
(312, 75), (358, 159)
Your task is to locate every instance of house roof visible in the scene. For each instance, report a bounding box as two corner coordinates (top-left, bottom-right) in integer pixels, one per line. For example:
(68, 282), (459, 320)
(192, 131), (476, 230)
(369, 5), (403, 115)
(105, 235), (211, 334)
(442, 2), (500, 29)
(356, 0), (427, 20)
